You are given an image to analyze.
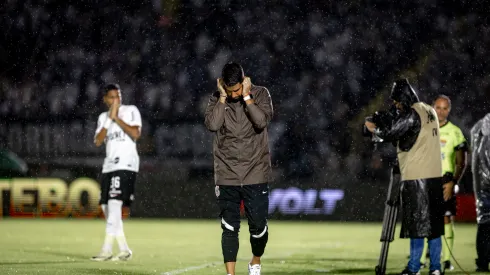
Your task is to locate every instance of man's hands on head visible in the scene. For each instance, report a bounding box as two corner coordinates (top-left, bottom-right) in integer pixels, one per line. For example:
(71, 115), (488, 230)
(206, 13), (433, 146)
(216, 76), (252, 104)
(217, 78), (227, 104)
(242, 77), (254, 105)
(242, 77), (251, 97)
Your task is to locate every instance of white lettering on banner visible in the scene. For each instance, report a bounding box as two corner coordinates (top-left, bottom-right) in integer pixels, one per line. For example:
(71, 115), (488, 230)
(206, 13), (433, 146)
(268, 188), (344, 215)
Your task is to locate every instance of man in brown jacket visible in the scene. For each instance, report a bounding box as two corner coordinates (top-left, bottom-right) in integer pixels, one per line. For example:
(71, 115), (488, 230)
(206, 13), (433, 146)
(204, 62), (273, 275)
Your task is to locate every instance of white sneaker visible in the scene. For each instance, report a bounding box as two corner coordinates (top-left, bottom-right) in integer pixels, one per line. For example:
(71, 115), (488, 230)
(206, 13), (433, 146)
(430, 270), (441, 275)
(91, 251), (112, 261)
(248, 263), (261, 275)
(112, 250), (132, 261)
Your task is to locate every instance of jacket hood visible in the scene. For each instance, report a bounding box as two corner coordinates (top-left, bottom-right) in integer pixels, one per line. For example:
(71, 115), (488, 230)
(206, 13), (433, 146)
(390, 79), (420, 106)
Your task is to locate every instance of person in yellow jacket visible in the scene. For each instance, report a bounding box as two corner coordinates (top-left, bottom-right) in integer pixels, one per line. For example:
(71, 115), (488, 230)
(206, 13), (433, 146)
(420, 95), (468, 271)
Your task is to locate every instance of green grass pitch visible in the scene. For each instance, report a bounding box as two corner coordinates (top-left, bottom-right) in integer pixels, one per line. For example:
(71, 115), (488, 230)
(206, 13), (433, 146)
(0, 219), (478, 275)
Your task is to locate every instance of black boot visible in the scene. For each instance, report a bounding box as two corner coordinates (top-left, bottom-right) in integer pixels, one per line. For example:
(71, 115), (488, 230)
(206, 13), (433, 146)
(400, 267), (419, 275)
(443, 260), (453, 271)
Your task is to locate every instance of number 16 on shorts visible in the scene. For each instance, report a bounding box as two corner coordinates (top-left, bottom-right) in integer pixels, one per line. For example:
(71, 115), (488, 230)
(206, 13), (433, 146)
(109, 176), (122, 198)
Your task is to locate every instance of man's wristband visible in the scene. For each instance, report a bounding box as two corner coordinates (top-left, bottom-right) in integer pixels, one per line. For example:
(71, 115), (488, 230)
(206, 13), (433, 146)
(243, 95), (251, 101)
(103, 118), (112, 129)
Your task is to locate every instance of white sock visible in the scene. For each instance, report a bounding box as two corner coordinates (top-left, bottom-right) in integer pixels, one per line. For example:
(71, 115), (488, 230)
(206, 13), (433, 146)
(102, 235), (115, 254)
(101, 201), (118, 254)
(116, 235), (129, 252)
(108, 199), (130, 252)
(106, 201), (118, 236)
(116, 214), (129, 252)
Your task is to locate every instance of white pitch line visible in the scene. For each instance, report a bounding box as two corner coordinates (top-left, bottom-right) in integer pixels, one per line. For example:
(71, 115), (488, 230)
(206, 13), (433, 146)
(160, 252), (296, 275)
(161, 261), (221, 275)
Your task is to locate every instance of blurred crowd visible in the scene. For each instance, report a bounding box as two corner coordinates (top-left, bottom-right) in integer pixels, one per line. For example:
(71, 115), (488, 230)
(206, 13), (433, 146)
(0, 0), (488, 181)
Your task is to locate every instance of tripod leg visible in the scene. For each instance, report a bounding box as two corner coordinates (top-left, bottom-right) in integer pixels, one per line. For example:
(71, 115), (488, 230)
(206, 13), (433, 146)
(376, 203), (399, 275)
(376, 166), (401, 275)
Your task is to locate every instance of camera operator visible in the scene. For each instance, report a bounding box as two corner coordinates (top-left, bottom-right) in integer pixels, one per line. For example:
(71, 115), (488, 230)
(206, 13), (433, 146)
(364, 79), (445, 275)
